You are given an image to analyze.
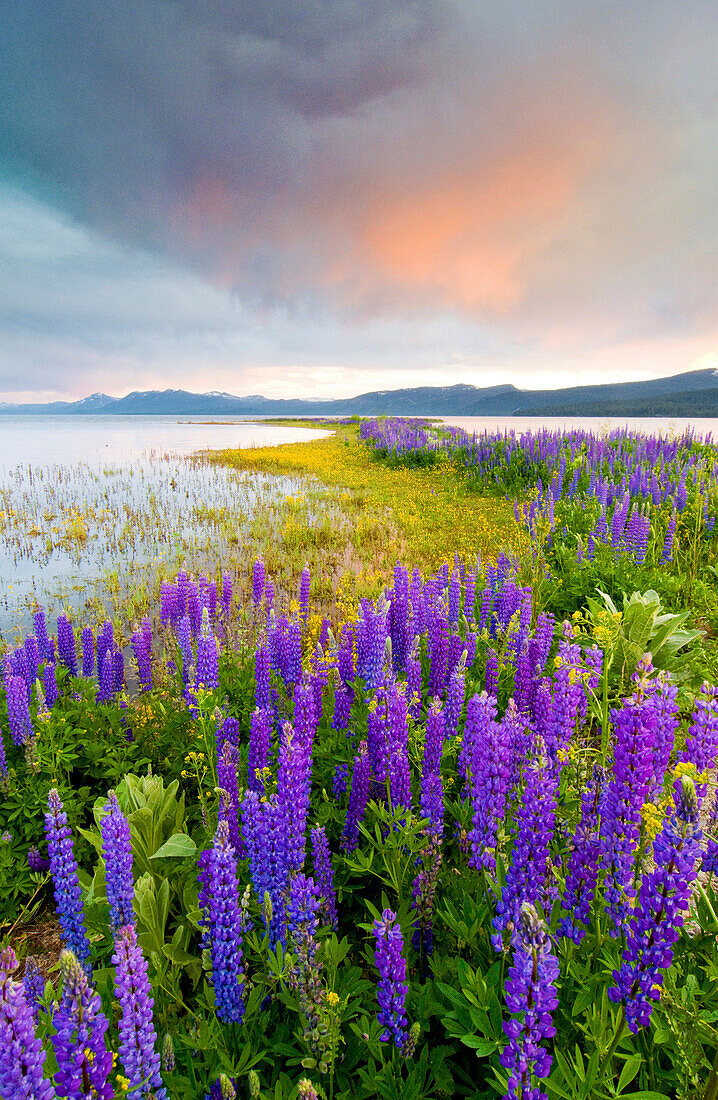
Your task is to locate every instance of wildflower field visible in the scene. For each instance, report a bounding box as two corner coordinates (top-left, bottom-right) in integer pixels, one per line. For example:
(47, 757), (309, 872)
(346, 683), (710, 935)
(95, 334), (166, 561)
(2, 418), (718, 1100)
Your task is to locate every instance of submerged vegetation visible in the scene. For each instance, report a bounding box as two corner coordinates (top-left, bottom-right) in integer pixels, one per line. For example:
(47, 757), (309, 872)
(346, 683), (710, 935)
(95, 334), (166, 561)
(1, 418), (718, 1099)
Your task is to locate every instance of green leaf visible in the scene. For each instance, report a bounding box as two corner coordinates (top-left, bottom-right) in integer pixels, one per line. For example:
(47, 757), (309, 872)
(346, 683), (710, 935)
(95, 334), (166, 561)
(149, 833), (196, 859)
(617, 1052), (641, 1093)
(460, 1035), (497, 1056)
(162, 942), (196, 965)
(617, 1093), (672, 1100)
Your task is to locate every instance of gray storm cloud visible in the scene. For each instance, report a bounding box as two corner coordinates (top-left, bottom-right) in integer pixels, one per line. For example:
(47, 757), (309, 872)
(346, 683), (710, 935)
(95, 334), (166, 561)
(0, 0), (716, 396)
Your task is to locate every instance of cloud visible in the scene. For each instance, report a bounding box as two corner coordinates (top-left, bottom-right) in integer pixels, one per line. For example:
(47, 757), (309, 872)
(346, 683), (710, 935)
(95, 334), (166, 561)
(0, 0), (716, 396)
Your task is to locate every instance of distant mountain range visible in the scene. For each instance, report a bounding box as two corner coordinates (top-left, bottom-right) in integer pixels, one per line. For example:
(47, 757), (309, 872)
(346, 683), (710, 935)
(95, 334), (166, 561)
(2, 369), (718, 418)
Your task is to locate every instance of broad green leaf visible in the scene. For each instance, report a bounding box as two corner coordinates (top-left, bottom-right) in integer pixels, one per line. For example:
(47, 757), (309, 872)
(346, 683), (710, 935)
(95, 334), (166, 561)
(149, 833), (196, 859)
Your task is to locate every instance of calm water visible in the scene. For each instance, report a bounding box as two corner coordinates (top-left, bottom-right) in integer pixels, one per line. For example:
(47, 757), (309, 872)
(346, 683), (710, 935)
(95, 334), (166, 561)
(0, 416), (331, 638)
(439, 414), (718, 439)
(0, 414), (329, 467)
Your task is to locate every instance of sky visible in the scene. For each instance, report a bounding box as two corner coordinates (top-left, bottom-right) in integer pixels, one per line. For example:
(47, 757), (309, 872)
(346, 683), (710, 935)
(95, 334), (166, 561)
(1, 0), (716, 403)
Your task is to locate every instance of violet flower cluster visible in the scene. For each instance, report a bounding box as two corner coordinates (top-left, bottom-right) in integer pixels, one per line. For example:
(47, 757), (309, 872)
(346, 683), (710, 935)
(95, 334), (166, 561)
(600, 695), (656, 935)
(373, 908), (409, 1050)
(500, 903), (559, 1100)
(310, 826), (338, 929)
(0, 946), (55, 1100)
(101, 791), (135, 933)
(610, 776), (703, 1031)
(44, 789), (91, 971)
(206, 820), (245, 1024)
(112, 924), (166, 1098)
(52, 950), (113, 1099)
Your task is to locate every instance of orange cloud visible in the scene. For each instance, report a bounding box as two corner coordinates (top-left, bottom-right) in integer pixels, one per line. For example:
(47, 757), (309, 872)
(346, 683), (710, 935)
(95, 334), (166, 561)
(353, 138), (604, 313)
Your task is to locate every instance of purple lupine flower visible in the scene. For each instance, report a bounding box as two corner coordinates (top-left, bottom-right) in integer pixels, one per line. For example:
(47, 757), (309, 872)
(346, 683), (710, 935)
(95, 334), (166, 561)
(681, 683), (718, 780)
(112, 650), (125, 695)
(478, 585), (493, 630)
(101, 792), (135, 933)
(334, 680), (354, 731)
(96, 622), (114, 680)
(311, 826), (338, 929)
(252, 559), (266, 607)
(500, 903), (559, 1100)
(662, 510), (677, 562)
(5, 675), (33, 746)
(286, 873), (323, 1026)
(112, 925), (166, 1098)
(298, 1081), (320, 1100)
(388, 564), (411, 672)
(248, 708), (271, 793)
(131, 619), (153, 693)
(207, 820), (245, 1024)
(485, 650), (499, 696)
(448, 569), (461, 626)
(52, 950), (113, 1099)
(81, 627), (94, 678)
(557, 767), (605, 944)
(373, 909), (409, 1050)
(195, 608), (219, 693)
(420, 700), (445, 838)
(176, 614), (193, 686)
(464, 570), (476, 624)
(44, 790), (91, 970)
(336, 623), (355, 683)
(22, 957), (45, 1022)
(264, 577), (275, 611)
(254, 645), (271, 714)
(609, 776), (703, 1031)
(57, 615), (78, 677)
(445, 656), (466, 737)
(34, 609), (55, 662)
(356, 597), (390, 692)
(28, 846), (49, 872)
(332, 762), (350, 799)
(0, 946), (55, 1100)
(386, 683), (411, 817)
(465, 693), (511, 875)
(217, 742), (243, 858)
(647, 673), (679, 797)
(406, 638), (422, 721)
(220, 715), (239, 750)
(241, 790), (288, 946)
(294, 672), (319, 756)
(411, 831), (442, 961)
(703, 789), (718, 876)
(299, 565), (311, 626)
(494, 756), (558, 947)
(601, 696), (657, 935)
(342, 741), (371, 853)
(96, 650), (114, 705)
(277, 721), (311, 872)
(160, 582), (174, 625)
(285, 620), (303, 689)
(545, 637), (586, 763)
(427, 607), (448, 698)
(43, 661), (60, 707)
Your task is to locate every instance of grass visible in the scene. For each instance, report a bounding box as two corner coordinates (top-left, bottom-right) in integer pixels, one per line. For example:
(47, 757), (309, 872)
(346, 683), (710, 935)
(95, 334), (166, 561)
(209, 424), (524, 585)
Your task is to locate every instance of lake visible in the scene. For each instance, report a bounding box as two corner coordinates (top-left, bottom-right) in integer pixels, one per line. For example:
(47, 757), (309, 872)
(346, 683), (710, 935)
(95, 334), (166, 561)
(0, 414), (329, 467)
(0, 416), (331, 639)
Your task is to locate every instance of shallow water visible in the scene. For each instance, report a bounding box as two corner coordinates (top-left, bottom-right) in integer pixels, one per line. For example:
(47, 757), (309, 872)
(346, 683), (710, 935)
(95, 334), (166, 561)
(0, 414), (329, 466)
(0, 416), (331, 639)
